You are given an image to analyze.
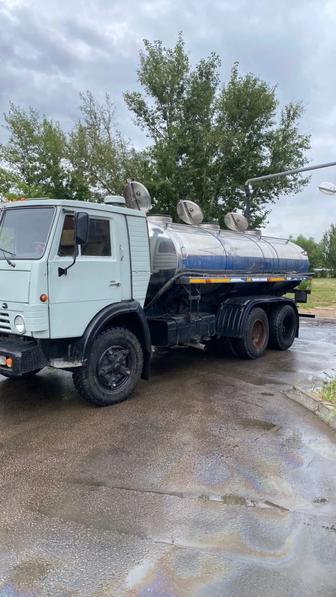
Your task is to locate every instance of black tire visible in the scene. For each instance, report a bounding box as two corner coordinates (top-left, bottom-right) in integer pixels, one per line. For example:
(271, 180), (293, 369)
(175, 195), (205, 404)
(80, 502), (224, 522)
(1, 369), (42, 380)
(232, 307), (269, 359)
(268, 304), (298, 350)
(73, 327), (143, 407)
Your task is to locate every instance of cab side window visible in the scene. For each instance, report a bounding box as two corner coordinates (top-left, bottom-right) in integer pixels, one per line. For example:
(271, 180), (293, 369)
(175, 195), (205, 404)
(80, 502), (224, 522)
(58, 215), (111, 257)
(58, 215), (75, 256)
(82, 218), (111, 257)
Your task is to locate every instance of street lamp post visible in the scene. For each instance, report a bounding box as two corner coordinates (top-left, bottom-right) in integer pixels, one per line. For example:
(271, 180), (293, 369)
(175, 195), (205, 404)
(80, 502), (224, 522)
(244, 160), (336, 221)
(318, 182), (336, 195)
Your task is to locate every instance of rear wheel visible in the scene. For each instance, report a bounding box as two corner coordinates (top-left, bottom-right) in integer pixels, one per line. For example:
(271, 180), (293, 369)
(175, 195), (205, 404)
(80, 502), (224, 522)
(232, 307), (269, 359)
(268, 304), (297, 350)
(73, 327), (143, 406)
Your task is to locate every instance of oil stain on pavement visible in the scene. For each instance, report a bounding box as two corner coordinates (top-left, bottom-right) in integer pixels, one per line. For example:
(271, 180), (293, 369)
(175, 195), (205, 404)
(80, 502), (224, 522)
(0, 320), (335, 596)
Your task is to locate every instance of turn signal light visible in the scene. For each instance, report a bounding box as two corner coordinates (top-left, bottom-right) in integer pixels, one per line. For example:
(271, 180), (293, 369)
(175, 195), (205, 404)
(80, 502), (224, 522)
(40, 294), (48, 303)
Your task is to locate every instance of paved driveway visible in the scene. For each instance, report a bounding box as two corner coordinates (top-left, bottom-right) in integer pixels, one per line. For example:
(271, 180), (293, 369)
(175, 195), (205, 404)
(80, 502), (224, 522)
(0, 320), (335, 596)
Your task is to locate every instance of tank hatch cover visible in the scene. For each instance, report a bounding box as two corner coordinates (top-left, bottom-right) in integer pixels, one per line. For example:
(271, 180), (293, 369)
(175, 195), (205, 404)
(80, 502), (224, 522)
(199, 223), (220, 232)
(224, 212), (248, 232)
(147, 215), (173, 225)
(104, 195), (126, 206)
(177, 200), (204, 225)
(123, 180), (152, 213)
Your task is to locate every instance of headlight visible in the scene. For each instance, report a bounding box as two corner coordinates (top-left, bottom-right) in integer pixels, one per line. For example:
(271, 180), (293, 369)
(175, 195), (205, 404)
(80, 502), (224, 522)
(14, 315), (26, 334)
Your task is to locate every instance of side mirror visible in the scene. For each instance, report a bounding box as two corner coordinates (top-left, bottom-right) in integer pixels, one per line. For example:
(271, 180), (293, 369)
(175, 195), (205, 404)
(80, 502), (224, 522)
(58, 212), (89, 277)
(75, 212), (89, 245)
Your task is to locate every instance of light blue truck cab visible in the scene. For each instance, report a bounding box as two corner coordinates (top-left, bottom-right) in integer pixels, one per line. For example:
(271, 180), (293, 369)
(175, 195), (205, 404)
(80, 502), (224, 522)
(0, 196), (153, 405)
(0, 183), (311, 406)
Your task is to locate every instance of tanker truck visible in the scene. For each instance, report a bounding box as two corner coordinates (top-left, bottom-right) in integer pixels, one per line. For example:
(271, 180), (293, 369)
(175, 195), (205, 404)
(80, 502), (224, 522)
(0, 182), (310, 406)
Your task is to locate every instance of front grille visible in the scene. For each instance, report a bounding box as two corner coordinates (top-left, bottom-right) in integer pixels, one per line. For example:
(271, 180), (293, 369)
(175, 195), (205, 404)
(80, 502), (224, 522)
(0, 311), (11, 333)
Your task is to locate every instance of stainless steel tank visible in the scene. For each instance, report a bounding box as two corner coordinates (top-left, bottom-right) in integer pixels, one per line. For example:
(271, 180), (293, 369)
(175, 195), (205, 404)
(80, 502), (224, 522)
(147, 217), (309, 287)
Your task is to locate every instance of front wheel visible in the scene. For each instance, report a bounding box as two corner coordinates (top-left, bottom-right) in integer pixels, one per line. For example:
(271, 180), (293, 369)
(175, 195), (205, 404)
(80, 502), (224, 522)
(73, 327), (143, 406)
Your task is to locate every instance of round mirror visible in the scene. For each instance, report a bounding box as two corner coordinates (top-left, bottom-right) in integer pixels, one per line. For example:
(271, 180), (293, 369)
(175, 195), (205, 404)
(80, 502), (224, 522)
(177, 200), (204, 225)
(224, 212), (249, 232)
(318, 181), (336, 195)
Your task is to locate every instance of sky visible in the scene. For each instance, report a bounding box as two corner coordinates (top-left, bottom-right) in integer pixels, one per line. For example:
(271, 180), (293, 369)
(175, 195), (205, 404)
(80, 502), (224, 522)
(0, 0), (336, 239)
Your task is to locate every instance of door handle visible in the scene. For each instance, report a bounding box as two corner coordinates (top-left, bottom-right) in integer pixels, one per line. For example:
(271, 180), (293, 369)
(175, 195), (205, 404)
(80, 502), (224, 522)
(109, 280), (121, 287)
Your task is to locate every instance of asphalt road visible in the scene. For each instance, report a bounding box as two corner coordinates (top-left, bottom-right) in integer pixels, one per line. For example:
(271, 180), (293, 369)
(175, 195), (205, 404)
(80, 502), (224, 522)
(0, 320), (336, 596)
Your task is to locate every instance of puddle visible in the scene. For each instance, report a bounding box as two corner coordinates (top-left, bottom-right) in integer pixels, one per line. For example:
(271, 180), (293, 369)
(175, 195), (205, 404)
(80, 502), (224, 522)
(238, 418), (280, 431)
(126, 557), (155, 588)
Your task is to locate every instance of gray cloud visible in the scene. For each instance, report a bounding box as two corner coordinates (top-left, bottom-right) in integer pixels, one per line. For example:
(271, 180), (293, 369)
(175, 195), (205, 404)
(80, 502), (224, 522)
(0, 0), (336, 238)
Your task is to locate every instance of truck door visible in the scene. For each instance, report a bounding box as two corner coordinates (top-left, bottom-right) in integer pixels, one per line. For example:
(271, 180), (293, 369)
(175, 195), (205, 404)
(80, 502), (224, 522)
(48, 210), (130, 339)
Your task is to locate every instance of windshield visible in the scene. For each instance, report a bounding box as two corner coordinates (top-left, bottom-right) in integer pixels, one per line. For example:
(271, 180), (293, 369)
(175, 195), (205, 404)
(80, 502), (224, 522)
(0, 207), (55, 260)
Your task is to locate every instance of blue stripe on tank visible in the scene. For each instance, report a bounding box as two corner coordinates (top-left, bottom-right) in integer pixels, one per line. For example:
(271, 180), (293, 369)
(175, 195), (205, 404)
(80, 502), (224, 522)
(182, 255), (309, 274)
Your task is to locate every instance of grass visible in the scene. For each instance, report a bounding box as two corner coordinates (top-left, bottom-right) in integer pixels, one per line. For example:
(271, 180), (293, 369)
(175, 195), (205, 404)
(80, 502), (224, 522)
(299, 278), (336, 310)
(321, 378), (336, 405)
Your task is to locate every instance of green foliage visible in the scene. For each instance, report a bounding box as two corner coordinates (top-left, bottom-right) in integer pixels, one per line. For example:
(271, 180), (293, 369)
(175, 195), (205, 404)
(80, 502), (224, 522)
(0, 35), (311, 220)
(321, 378), (336, 405)
(321, 224), (336, 270)
(0, 103), (73, 198)
(125, 36), (311, 226)
(0, 96), (143, 202)
(68, 92), (145, 200)
(291, 234), (324, 270)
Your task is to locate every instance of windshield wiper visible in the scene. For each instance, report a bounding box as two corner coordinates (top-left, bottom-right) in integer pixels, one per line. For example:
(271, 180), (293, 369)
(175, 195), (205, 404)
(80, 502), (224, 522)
(0, 247), (16, 268)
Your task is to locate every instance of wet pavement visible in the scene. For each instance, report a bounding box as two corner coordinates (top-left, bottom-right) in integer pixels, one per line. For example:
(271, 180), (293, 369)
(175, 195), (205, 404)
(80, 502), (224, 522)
(0, 320), (335, 596)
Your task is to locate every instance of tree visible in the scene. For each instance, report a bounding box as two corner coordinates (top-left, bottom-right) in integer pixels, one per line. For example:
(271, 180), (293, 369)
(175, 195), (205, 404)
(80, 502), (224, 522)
(292, 234), (324, 270)
(68, 92), (146, 200)
(0, 103), (73, 198)
(125, 35), (311, 226)
(321, 225), (336, 270)
(0, 97), (141, 201)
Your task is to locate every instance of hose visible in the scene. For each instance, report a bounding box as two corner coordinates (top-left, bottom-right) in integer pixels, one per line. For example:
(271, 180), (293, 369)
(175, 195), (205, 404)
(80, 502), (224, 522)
(144, 270), (207, 311)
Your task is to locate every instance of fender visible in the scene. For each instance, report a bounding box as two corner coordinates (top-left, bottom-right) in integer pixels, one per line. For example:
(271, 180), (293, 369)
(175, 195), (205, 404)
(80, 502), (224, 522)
(216, 295), (299, 339)
(78, 300), (152, 379)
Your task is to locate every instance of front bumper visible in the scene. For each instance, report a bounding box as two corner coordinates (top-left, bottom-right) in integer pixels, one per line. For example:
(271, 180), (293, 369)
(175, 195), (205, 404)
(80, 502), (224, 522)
(0, 337), (47, 377)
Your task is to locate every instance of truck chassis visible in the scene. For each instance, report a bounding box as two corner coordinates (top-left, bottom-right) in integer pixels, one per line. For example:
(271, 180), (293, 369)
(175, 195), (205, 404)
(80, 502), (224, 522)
(0, 278), (309, 406)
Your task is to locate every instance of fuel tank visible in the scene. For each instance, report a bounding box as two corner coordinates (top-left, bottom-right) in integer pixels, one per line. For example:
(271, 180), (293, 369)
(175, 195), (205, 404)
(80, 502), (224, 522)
(148, 216), (309, 288)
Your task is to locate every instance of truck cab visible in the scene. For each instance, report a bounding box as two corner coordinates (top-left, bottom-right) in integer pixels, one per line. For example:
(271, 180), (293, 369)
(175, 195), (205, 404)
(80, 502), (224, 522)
(0, 197), (152, 405)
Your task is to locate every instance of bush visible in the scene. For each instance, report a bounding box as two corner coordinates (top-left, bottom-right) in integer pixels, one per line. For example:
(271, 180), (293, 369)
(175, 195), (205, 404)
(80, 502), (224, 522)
(321, 379), (336, 405)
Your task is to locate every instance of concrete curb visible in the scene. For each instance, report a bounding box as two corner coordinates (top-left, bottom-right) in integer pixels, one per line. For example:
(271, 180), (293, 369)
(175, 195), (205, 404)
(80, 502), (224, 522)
(300, 316), (336, 325)
(285, 388), (336, 431)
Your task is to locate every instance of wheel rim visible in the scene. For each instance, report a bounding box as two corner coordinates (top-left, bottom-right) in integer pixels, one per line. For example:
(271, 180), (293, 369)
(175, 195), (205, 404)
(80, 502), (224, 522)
(251, 320), (266, 349)
(97, 344), (131, 390)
